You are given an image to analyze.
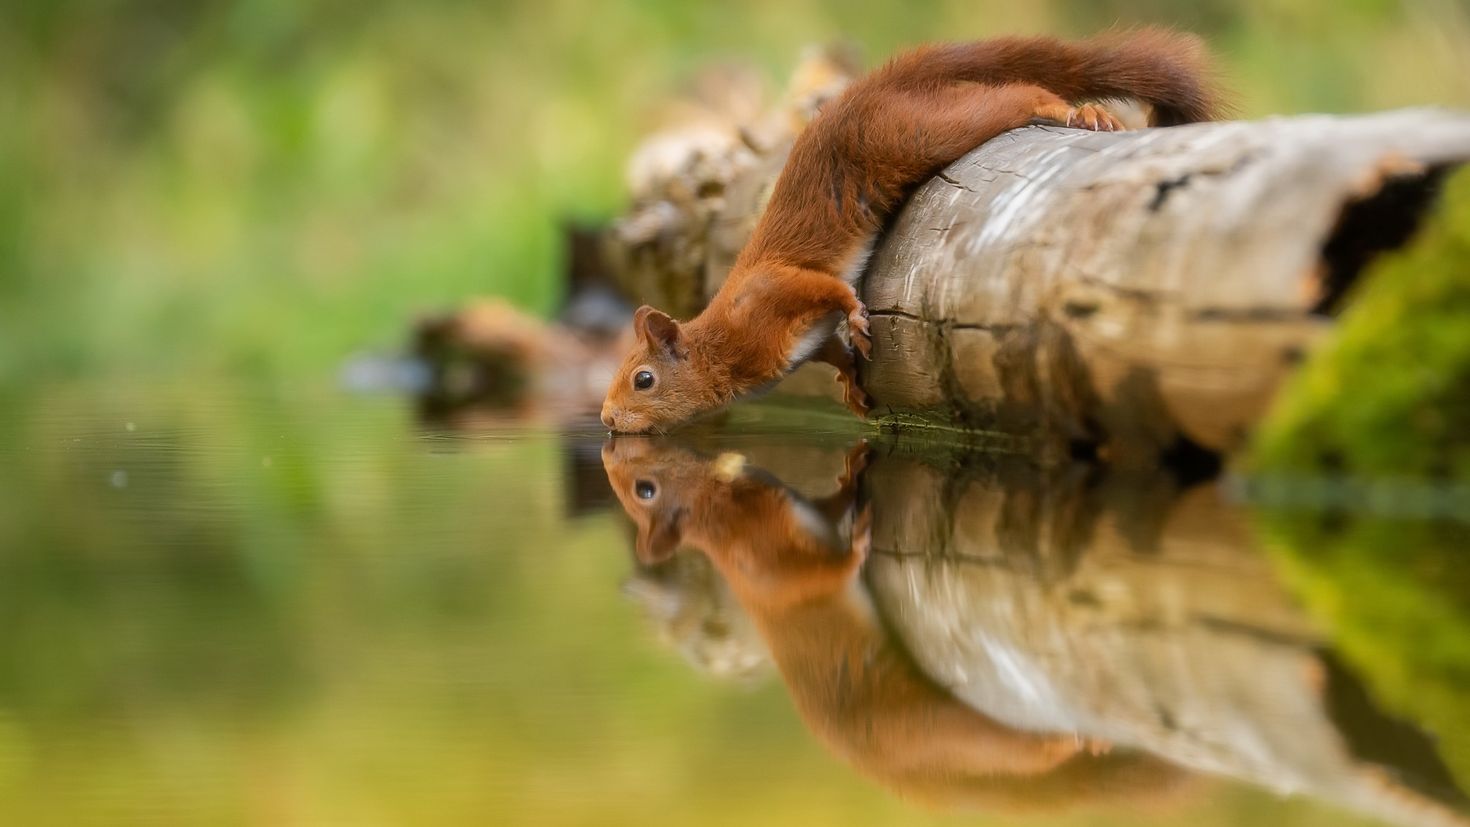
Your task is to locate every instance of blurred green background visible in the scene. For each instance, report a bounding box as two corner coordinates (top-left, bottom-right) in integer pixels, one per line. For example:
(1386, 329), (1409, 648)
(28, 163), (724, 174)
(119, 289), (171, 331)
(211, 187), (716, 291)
(0, 394), (1410, 826)
(4, 0), (1470, 387)
(3, 2), (1470, 825)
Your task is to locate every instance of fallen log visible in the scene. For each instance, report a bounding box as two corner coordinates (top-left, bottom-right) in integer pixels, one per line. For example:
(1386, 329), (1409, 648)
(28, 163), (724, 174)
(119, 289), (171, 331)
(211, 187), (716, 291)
(608, 109), (1470, 462)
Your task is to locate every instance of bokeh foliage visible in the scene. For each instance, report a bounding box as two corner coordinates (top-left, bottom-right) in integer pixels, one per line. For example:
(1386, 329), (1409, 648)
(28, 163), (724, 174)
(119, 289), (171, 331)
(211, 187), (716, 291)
(3, 0), (1469, 386)
(1249, 160), (1470, 784)
(0, 387), (1388, 826)
(3, 2), (1470, 824)
(1258, 511), (1470, 794)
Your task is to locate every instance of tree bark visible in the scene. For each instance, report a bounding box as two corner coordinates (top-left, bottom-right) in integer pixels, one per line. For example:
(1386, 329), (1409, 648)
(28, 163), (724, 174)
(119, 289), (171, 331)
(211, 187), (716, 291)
(609, 110), (1470, 461)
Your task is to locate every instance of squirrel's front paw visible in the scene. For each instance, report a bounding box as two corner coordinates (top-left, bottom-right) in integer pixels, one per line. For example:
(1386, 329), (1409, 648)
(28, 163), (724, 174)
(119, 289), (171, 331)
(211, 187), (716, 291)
(847, 306), (872, 360)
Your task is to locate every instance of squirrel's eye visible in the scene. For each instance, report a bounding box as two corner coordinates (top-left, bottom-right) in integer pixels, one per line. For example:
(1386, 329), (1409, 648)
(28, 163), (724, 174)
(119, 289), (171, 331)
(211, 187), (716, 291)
(633, 370), (655, 391)
(634, 480), (657, 501)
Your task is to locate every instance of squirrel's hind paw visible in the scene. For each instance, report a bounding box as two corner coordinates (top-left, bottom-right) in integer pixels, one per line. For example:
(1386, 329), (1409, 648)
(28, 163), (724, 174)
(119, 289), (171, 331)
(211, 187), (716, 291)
(1068, 103), (1125, 132)
(1033, 102), (1127, 133)
(836, 371), (871, 417)
(1070, 105), (1123, 134)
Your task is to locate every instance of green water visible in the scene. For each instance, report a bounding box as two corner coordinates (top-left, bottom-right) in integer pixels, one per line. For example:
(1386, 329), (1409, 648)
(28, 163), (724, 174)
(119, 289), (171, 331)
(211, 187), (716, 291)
(1, 382), (1464, 826)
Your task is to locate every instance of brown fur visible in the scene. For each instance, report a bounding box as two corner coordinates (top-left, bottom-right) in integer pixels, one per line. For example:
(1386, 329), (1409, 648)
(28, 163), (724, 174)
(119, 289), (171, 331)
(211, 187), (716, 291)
(602, 439), (1189, 809)
(602, 29), (1224, 432)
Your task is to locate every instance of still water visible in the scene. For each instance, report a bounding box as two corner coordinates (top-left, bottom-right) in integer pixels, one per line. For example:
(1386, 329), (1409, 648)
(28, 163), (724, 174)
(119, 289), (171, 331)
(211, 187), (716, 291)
(1, 383), (1466, 826)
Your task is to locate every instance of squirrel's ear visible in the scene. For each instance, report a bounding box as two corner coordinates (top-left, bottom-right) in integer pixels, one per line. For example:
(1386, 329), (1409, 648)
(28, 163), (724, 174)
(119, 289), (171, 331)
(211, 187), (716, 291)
(633, 305), (684, 357)
(635, 509), (684, 565)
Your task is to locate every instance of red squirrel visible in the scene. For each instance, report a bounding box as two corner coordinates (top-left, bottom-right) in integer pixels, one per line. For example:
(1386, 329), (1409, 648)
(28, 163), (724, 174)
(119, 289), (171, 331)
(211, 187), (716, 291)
(601, 29), (1222, 432)
(602, 439), (1185, 809)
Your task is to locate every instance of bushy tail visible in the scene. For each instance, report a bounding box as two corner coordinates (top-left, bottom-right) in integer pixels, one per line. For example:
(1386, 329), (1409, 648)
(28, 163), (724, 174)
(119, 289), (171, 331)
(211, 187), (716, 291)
(878, 27), (1227, 126)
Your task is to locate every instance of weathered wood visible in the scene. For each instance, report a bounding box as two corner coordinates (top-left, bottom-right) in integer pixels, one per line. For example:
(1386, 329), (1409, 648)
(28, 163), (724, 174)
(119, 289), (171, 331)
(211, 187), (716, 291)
(609, 109), (1470, 460)
(863, 452), (1470, 827)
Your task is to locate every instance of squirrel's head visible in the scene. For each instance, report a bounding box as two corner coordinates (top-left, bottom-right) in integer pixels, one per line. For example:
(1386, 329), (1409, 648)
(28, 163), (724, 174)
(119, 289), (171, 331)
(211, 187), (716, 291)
(601, 305), (717, 433)
(601, 437), (756, 565)
(602, 437), (735, 565)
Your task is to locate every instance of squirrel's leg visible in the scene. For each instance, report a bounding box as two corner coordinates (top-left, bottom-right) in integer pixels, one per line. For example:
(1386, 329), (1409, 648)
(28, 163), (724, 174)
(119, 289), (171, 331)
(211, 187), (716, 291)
(965, 83), (1126, 131)
(910, 83), (1128, 146)
(826, 280), (871, 360)
(778, 268), (873, 360)
(814, 335), (871, 417)
(833, 283), (872, 360)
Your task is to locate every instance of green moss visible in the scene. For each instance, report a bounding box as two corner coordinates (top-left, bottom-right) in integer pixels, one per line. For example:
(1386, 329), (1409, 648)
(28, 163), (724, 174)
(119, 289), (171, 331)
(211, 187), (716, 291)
(1251, 166), (1470, 479)
(1257, 513), (1470, 790)
(1250, 168), (1470, 787)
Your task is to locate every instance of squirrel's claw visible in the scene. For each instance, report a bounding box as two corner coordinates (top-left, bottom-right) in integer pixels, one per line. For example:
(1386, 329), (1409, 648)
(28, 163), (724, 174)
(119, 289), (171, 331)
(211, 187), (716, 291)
(1033, 101), (1128, 133)
(830, 346), (871, 418)
(817, 332), (871, 417)
(847, 306), (872, 360)
(837, 372), (871, 417)
(1067, 102), (1126, 132)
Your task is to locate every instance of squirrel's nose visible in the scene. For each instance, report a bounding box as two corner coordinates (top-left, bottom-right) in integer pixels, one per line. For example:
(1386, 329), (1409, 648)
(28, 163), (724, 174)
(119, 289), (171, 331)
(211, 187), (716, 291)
(600, 407), (615, 429)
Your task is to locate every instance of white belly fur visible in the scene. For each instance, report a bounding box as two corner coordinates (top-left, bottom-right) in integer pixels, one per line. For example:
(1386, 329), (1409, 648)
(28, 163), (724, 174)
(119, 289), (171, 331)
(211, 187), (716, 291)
(786, 312), (839, 371)
(841, 236), (877, 284)
(783, 235), (875, 372)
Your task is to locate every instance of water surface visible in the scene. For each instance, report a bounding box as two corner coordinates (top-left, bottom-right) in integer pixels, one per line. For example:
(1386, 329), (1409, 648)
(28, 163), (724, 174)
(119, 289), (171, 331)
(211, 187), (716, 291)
(1, 383), (1465, 827)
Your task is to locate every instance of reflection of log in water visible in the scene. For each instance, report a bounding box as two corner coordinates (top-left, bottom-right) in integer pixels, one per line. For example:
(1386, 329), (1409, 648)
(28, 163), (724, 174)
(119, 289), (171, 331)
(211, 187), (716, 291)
(606, 436), (1468, 824)
(866, 450), (1469, 826)
(605, 437), (1185, 812)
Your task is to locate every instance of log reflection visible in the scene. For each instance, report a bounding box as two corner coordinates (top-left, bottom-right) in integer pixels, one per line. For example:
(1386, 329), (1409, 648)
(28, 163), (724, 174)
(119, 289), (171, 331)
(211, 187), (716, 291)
(604, 437), (1468, 824)
(604, 437), (1183, 812)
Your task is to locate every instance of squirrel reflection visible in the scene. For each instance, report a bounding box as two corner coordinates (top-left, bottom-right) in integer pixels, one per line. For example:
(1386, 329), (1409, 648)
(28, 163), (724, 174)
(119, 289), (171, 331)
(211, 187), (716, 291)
(602, 437), (1183, 811)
